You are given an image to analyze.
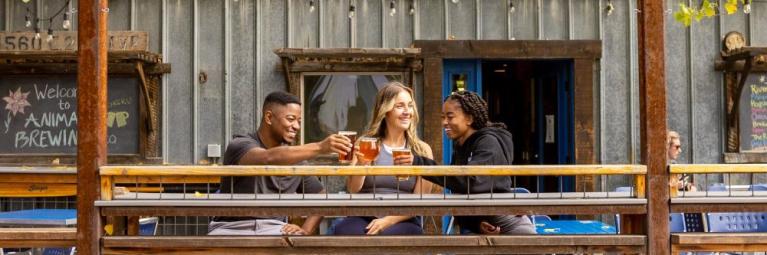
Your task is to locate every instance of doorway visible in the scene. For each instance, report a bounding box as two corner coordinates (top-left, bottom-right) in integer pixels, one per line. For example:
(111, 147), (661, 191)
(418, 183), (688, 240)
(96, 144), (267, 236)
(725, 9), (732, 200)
(442, 59), (575, 193)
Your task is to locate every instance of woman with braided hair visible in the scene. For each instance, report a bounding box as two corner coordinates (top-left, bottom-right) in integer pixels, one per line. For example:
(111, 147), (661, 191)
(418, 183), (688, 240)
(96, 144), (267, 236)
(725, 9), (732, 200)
(424, 90), (536, 235)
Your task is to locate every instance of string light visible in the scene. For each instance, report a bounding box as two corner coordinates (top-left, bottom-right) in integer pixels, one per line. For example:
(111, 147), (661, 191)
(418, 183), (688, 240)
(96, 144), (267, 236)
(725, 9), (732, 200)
(744, 0), (752, 14)
(309, 0), (315, 13)
(409, 3), (415, 15)
(25, 11), (32, 27)
(62, 13), (71, 29)
(348, 1), (356, 19)
(451, 0), (459, 3)
(509, 0), (515, 13)
(46, 27), (54, 42)
(389, 0), (396, 16)
(606, 0), (614, 16)
(34, 25), (41, 40)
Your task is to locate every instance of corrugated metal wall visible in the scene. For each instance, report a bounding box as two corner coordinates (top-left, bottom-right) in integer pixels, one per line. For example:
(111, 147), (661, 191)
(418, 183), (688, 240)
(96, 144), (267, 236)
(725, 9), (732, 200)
(3, 0), (766, 165)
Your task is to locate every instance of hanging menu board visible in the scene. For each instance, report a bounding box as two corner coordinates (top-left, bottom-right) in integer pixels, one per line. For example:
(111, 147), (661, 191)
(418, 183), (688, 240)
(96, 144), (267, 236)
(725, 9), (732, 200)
(0, 75), (139, 154)
(740, 73), (767, 152)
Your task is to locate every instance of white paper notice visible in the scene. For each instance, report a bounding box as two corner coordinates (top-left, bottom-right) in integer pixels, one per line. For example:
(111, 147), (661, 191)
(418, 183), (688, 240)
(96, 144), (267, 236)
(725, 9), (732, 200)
(545, 115), (555, 144)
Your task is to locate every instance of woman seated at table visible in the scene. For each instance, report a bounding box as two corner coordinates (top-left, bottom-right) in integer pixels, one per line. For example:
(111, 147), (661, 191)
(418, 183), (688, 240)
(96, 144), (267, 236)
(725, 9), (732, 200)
(332, 82), (435, 235)
(424, 90), (536, 235)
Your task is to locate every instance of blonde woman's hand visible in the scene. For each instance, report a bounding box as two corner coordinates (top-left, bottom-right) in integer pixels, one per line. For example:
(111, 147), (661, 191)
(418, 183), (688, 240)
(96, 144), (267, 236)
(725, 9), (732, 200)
(393, 154), (413, 165)
(354, 150), (375, 166)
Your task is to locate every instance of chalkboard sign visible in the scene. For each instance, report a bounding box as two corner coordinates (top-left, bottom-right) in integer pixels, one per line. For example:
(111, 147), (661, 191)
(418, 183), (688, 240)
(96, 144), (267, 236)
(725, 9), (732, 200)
(0, 75), (139, 154)
(740, 73), (767, 152)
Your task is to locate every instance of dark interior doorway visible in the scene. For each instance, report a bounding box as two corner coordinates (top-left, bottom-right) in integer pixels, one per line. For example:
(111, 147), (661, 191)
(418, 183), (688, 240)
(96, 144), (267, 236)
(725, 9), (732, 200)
(482, 60), (575, 193)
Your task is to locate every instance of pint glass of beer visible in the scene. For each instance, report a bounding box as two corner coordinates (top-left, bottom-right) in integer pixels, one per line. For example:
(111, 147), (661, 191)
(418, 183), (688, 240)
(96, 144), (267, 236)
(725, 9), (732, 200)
(358, 137), (379, 162)
(338, 131), (357, 163)
(391, 148), (411, 181)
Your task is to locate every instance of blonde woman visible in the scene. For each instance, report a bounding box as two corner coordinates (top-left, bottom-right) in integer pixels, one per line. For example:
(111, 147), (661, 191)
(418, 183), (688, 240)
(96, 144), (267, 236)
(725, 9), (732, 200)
(332, 82), (435, 235)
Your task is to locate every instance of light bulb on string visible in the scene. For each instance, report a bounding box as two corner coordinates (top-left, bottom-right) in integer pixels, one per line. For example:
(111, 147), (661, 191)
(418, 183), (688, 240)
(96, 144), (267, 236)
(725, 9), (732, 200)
(451, 0), (459, 3)
(309, 0), (315, 12)
(25, 15), (31, 27)
(606, 0), (614, 16)
(409, 3), (415, 15)
(389, 0), (396, 16)
(34, 27), (41, 40)
(509, 0), (515, 13)
(744, 0), (752, 14)
(62, 13), (71, 29)
(348, 4), (356, 19)
(46, 28), (54, 42)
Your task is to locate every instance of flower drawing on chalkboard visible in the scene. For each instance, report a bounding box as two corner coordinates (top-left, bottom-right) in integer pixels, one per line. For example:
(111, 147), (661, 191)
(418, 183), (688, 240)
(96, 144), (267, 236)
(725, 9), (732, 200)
(3, 87), (32, 116)
(2, 87), (32, 133)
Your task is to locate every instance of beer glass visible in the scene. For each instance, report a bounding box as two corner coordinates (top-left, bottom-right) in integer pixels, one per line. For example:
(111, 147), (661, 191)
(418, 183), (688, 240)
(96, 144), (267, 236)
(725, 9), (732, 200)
(338, 131), (357, 163)
(391, 148), (411, 181)
(358, 137), (379, 162)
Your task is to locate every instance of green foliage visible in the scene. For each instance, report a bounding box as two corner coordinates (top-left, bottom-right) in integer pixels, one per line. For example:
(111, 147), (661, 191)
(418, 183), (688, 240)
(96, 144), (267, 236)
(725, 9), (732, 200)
(673, 0), (745, 27)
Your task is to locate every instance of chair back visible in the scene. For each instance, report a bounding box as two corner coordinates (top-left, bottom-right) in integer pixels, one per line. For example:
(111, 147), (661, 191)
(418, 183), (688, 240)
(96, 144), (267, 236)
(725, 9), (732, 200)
(749, 184), (767, 191)
(683, 213), (705, 232)
(669, 213), (686, 232)
(139, 217), (159, 236)
(706, 212), (767, 232)
(707, 183), (727, 191)
(41, 248), (74, 255)
(510, 187), (531, 193)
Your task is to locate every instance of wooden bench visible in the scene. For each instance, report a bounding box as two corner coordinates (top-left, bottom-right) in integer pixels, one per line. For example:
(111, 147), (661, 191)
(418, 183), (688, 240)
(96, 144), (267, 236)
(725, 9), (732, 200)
(671, 233), (767, 253)
(0, 228), (76, 247)
(102, 235), (646, 254)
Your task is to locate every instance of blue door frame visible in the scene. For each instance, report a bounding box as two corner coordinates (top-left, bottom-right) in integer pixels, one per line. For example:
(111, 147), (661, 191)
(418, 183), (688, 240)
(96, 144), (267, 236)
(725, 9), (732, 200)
(442, 59), (482, 165)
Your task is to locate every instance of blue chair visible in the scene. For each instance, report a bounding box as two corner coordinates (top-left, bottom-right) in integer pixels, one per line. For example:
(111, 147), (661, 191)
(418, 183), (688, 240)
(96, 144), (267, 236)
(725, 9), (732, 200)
(748, 184), (767, 191)
(706, 212), (767, 232)
(41, 247), (75, 255)
(669, 213), (686, 233)
(707, 183), (727, 191)
(139, 217), (159, 236)
(683, 213), (705, 232)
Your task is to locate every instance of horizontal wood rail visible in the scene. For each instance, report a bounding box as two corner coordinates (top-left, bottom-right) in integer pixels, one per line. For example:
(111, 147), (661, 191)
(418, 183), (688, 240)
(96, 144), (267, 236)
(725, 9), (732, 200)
(100, 164), (647, 176)
(102, 235), (646, 255)
(0, 228), (76, 247)
(671, 233), (767, 253)
(669, 164), (767, 174)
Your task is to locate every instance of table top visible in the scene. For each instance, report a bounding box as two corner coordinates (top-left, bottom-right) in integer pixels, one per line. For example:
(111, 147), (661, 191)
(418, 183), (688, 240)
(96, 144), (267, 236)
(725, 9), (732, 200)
(0, 209), (76, 226)
(535, 220), (617, 235)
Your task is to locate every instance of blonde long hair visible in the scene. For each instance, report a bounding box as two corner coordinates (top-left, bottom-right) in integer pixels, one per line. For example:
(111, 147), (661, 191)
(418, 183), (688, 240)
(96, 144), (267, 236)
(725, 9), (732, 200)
(364, 82), (429, 158)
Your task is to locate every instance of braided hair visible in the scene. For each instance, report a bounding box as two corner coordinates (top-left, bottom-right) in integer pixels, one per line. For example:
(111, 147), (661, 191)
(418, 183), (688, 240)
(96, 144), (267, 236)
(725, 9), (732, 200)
(445, 90), (507, 130)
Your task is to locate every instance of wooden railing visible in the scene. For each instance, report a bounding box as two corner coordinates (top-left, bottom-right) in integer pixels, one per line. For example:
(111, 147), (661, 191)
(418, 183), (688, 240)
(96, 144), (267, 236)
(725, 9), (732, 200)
(96, 164), (648, 254)
(669, 164), (767, 253)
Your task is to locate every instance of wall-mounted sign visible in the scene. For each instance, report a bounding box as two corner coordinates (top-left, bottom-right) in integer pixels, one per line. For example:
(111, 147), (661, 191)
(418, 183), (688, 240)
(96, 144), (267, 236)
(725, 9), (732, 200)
(740, 73), (767, 152)
(0, 75), (139, 155)
(0, 31), (147, 52)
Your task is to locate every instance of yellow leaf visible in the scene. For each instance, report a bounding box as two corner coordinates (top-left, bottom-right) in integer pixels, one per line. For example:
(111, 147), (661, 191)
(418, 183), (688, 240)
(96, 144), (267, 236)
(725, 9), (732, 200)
(702, 0), (717, 17)
(104, 224), (114, 236)
(725, 0), (739, 14)
(674, 4), (693, 27)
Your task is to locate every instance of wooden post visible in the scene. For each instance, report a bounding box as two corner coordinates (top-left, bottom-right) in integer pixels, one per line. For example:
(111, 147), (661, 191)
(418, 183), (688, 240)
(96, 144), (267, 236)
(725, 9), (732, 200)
(638, 0), (669, 254)
(77, 0), (109, 253)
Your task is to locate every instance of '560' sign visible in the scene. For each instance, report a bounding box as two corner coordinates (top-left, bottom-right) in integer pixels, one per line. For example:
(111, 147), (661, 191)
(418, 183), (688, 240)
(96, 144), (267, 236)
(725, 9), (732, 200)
(0, 31), (147, 52)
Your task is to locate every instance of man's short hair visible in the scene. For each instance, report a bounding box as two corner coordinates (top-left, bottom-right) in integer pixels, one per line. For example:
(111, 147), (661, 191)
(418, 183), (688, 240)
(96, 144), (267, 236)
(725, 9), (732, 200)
(263, 91), (301, 112)
(667, 130), (680, 145)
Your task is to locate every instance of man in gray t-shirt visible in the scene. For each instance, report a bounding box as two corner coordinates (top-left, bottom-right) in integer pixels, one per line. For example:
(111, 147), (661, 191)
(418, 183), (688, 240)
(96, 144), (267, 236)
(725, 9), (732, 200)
(208, 91), (352, 236)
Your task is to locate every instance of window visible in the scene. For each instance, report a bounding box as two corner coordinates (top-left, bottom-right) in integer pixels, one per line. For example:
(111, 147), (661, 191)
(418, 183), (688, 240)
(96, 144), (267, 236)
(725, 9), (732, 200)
(301, 73), (401, 144)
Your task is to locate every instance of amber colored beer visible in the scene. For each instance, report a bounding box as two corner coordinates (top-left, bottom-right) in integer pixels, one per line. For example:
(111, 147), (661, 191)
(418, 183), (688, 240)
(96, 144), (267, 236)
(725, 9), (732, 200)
(338, 131), (357, 163)
(391, 148), (412, 181)
(358, 137), (379, 162)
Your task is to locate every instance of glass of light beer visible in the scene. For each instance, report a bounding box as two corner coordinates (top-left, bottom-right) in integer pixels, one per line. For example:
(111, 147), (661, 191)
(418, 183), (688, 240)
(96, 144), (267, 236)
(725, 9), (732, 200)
(338, 131), (357, 163)
(358, 137), (379, 163)
(391, 148), (412, 181)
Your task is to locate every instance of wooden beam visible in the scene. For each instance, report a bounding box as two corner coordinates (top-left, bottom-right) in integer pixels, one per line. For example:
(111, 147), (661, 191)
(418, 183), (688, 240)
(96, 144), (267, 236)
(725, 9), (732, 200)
(415, 40), (602, 59)
(0, 228), (76, 247)
(98, 164), (647, 176)
(670, 164), (767, 174)
(422, 57), (444, 164)
(672, 233), (767, 252)
(99, 204), (647, 217)
(77, 0), (109, 254)
(102, 235), (645, 254)
(637, 0), (669, 254)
